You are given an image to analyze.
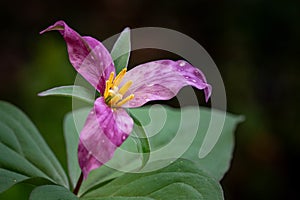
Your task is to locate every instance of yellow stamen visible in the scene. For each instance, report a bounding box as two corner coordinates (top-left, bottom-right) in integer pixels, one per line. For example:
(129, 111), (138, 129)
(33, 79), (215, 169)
(113, 68), (127, 86)
(110, 94), (122, 106)
(104, 72), (115, 98)
(118, 80), (133, 96)
(116, 94), (134, 107)
(108, 71), (115, 84)
(104, 80), (110, 98)
(104, 69), (134, 107)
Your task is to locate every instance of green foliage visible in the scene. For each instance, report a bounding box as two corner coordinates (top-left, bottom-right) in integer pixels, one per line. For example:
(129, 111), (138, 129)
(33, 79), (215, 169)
(63, 104), (241, 198)
(29, 185), (78, 200)
(39, 85), (95, 105)
(0, 101), (69, 192)
(129, 105), (242, 180)
(81, 159), (224, 200)
(0, 97), (241, 199)
(182, 107), (243, 180)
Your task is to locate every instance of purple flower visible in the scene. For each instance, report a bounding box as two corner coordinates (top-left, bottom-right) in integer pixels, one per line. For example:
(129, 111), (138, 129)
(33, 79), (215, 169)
(41, 21), (212, 179)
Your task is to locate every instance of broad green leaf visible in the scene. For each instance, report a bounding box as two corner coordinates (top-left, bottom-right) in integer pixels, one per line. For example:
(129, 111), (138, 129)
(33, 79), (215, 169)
(81, 159), (224, 200)
(65, 105), (240, 198)
(78, 166), (123, 197)
(111, 27), (131, 74)
(0, 101), (69, 193)
(128, 105), (243, 180)
(39, 85), (95, 105)
(29, 185), (78, 200)
(182, 107), (243, 180)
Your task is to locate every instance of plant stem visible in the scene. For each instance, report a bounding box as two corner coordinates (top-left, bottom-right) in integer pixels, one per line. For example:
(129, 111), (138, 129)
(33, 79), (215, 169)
(73, 172), (83, 195)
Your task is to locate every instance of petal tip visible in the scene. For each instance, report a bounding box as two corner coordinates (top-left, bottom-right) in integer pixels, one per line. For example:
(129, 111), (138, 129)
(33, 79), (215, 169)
(204, 84), (212, 102)
(39, 20), (66, 34)
(37, 92), (44, 96)
(123, 27), (130, 32)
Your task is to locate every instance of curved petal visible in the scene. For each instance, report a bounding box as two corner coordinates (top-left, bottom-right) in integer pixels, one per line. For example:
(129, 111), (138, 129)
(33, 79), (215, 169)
(120, 60), (212, 108)
(78, 97), (133, 178)
(40, 20), (115, 93)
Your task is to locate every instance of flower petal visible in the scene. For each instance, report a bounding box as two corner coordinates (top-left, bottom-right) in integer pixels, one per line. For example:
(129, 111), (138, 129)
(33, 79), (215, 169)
(120, 60), (212, 107)
(78, 97), (133, 178)
(40, 20), (115, 93)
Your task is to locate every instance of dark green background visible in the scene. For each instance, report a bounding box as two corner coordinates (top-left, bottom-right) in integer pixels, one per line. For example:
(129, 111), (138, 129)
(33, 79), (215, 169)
(0, 0), (299, 199)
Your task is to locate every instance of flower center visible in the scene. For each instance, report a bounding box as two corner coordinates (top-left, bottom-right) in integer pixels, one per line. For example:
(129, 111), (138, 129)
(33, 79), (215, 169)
(104, 68), (134, 107)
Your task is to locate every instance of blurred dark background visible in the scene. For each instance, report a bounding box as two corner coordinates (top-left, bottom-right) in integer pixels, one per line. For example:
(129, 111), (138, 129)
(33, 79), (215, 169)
(0, 0), (299, 199)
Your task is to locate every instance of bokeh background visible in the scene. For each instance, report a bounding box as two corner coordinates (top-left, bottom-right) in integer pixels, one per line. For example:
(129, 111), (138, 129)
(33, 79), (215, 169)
(0, 0), (299, 199)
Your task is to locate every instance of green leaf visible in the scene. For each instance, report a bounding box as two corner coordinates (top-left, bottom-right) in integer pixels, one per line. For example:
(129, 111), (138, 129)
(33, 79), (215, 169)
(128, 105), (243, 181)
(79, 166), (123, 197)
(111, 27), (131, 74)
(0, 101), (69, 193)
(29, 185), (78, 200)
(65, 105), (241, 198)
(182, 107), (243, 180)
(81, 159), (224, 200)
(39, 85), (95, 104)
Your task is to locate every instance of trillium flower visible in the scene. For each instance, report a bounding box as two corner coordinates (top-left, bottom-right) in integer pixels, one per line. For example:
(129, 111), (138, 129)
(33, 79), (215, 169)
(41, 21), (212, 179)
